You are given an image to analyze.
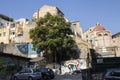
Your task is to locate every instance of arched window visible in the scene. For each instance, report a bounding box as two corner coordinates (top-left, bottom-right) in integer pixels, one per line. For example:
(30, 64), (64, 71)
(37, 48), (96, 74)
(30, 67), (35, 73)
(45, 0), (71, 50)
(104, 33), (108, 36)
(86, 35), (88, 38)
(98, 34), (102, 37)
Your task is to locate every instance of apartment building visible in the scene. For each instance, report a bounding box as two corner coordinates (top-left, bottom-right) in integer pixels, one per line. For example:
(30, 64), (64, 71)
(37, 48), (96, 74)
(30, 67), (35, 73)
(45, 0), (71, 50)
(32, 5), (65, 21)
(0, 17), (29, 44)
(0, 14), (13, 44)
(15, 19), (35, 43)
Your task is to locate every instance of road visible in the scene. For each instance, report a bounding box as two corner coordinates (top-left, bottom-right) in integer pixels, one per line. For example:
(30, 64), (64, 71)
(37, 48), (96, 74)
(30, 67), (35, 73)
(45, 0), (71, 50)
(53, 74), (82, 80)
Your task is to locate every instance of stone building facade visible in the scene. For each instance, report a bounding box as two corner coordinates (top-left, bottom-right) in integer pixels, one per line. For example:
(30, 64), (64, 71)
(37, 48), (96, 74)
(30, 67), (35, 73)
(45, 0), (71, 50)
(71, 21), (91, 58)
(15, 20), (36, 43)
(0, 15), (13, 44)
(84, 22), (117, 57)
(0, 17), (29, 44)
(32, 5), (65, 21)
(112, 32), (120, 56)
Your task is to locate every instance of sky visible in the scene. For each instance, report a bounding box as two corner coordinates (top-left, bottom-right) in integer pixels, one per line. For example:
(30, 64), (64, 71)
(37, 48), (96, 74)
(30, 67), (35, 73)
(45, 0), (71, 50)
(0, 0), (120, 34)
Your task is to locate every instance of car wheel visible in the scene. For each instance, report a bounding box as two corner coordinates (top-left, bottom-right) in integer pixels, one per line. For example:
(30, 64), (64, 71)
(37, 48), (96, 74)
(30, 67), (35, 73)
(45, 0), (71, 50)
(47, 76), (51, 80)
(43, 75), (46, 80)
(51, 76), (54, 79)
(14, 77), (17, 80)
(28, 77), (33, 80)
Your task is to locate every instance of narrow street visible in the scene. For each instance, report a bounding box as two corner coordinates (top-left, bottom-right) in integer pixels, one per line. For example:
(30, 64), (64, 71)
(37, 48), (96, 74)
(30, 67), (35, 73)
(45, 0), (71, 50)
(53, 74), (82, 80)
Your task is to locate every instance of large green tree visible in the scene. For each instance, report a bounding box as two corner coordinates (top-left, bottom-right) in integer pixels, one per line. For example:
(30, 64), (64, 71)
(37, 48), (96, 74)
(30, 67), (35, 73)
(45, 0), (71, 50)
(29, 13), (75, 63)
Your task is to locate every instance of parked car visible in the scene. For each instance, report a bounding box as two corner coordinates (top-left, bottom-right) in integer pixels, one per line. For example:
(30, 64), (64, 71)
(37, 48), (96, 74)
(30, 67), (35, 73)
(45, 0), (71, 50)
(102, 68), (120, 80)
(37, 68), (55, 80)
(13, 68), (42, 80)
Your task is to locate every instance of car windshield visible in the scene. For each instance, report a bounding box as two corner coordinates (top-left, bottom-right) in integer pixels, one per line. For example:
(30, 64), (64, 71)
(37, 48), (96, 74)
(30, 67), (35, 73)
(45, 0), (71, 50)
(39, 68), (48, 72)
(110, 71), (120, 77)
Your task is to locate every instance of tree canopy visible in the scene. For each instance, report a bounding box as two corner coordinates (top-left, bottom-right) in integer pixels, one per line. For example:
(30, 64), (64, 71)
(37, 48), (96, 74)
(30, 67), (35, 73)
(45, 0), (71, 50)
(29, 13), (75, 62)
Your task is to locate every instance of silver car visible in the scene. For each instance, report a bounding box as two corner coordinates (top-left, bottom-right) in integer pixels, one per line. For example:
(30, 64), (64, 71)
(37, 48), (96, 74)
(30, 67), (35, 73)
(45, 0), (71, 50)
(14, 68), (42, 80)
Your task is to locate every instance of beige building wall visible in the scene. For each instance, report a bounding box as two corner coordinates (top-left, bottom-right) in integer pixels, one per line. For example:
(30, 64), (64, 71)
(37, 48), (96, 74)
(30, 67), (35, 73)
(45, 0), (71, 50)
(83, 26), (95, 43)
(71, 21), (83, 39)
(0, 18), (32, 44)
(10, 18), (27, 43)
(0, 18), (13, 44)
(112, 32), (120, 56)
(20, 21), (36, 43)
(0, 19), (25, 44)
(71, 21), (91, 58)
(9, 23), (16, 43)
(0, 26), (10, 44)
(112, 32), (120, 47)
(32, 5), (64, 21)
(94, 31), (112, 47)
(15, 19), (36, 43)
(75, 37), (91, 59)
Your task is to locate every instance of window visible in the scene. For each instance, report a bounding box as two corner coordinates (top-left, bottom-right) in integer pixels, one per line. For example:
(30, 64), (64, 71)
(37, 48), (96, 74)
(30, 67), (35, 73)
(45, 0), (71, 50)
(10, 30), (15, 35)
(98, 34), (102, 37)
(113, 40), (115, 43)
(17, 30), (23, 36)
(25, 69), (32, 73)
(89, 40), (92, 44)
(73, 24), (76, 28)
(10, 23), (15, 28)
(20, 69), (26, 73)
(3, 32), (6, 36)
(76, 32), (81, 38)
(110, 71), (120, 77)
(71, 24), (76, 32)
(0, 33), (2, 37)
(7, 22), (9, 26)
(0, 23), (3, 26)
(104, 33), (108, 36)
(86, 35), (88, 38)
(39, 68), (48, 72)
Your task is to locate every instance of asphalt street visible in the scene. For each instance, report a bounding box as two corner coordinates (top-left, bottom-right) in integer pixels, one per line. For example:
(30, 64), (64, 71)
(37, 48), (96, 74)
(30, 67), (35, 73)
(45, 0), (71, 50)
(53, 74), (82, 80)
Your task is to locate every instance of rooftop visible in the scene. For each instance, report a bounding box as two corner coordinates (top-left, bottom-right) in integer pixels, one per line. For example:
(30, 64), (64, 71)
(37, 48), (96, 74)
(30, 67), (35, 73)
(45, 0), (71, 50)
(93, 22), (105, 31)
